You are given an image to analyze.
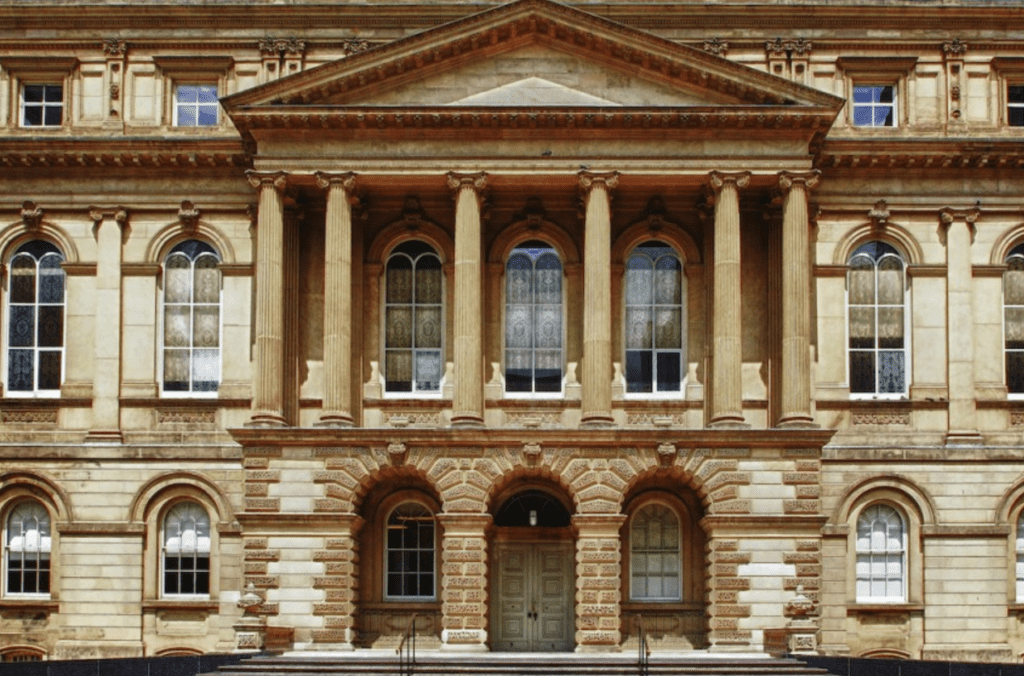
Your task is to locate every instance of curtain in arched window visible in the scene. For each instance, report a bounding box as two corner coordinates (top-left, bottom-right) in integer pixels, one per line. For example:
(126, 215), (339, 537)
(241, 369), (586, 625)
(6, 501), (51, 595)
(505, 244), (562, 394)
(163, 501), (211, 596)
(625, 242), (684, 394)
(7, 241), (65, 394)
(855, 503), (905, 601)
(1004, 244), (1024, 393)
(848, 242), (906, 396)
(385, 242), (443, 393)
(163, 240), (221, 394)
(630, 503), (681, 601)
(385, 502), (435, 599)
(1016, 512), (1024, 601)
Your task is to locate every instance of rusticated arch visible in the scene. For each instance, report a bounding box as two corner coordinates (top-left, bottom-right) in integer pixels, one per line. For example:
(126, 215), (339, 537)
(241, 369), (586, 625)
(0, 470), (73, 523)
(352, 463), (441, 514)
(0, 220), (80, 264)
(146, 220), (236, 265)
(129, 471), (235, 525)
(622, 465), (711, 515)
(832, 222), (923, 266)
(487, 217), (580, 265)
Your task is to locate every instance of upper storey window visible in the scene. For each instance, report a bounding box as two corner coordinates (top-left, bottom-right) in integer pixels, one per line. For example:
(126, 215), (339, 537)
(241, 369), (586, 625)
(852, 85), (895, 127)
(174, 84), (218, 127)
(625, 242), (685, 395)
(163, 240), (221, 395)
(385, 241), (443, 395)
(505, 242), (563, 395)
(6, 241), (65, 396)
(1009, 85), (1024, 127)
(848, 242), (907, 398)
(1004, 244), (1024, 394)
(21, 84), (63, 128)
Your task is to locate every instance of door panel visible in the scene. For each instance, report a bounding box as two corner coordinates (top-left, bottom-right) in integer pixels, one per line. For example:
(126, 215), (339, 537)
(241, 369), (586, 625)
(493, 541), (574, 651)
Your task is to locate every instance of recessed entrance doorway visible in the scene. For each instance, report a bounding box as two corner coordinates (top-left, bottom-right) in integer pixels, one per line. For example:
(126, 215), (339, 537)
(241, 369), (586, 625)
(490, 488), (575, 652)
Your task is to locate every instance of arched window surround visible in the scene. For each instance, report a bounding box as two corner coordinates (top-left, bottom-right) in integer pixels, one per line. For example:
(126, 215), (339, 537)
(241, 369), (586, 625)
(3, 499), (52, 598)
(854, 501), (907, 603)
(1004, 243), (1024, 398)
(160, 500), (212, 598)
(383, 497), (438, 602)
(627, 499), (683, 602)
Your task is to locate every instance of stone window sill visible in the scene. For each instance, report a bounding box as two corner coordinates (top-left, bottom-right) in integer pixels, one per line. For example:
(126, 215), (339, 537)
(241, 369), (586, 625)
(0, 598), (59, 612)
(848, 602), (923, 614)
(143, 599), (219, 612)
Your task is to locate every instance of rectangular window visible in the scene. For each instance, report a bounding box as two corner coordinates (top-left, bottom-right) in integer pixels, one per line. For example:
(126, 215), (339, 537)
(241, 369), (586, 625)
(852, 85), (895, 127)
(1009, 85), (1024, 127)
(21, 84), (63, 128)
(174, 84), (219, 126)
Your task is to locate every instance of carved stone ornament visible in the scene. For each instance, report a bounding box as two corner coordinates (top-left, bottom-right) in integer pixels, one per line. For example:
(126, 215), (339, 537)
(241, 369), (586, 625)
(178, 200), (201, 234)
(341, 39), (371, 56)
(868, 199), (890, 228)
(657, 442), (678, 467)
(709, 170), (751, 193)
(21, 200), (44, 230)
(778, 170), (821, 193)
(102, 39), (128, 57)
(237, 582), (265, 615)
(943, 39), (967, 57)
(703, 38), (728, 56)
(314, 171), (356, 196)
(766, 38), (787, 57)
(789, 38), (812, 56)
(784, 585), (818, 618)
(387, 442), (408, 465)
(109, 82), (120, 101)
(245, 170), (287, 192)
(446, 171), (488, 193)
(522, 442), (543, 467)
(259, 37), (306, 57)
(578, 170), (620, 195)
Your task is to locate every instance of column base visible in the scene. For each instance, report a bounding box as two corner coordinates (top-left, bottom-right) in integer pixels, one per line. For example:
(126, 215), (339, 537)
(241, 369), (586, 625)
(708, 415), (749, 430)
(441, 629), (488, 649)
(580, 414), (615, 429)
(315, 412), (354, 428)
(247, 412), (288, 428)
(575, 643), (623, 653)
(451, 414), (485, 429)
(85, 429), (123, 443)
(778, 414), (818, 429)
(946, 430), (983, 446)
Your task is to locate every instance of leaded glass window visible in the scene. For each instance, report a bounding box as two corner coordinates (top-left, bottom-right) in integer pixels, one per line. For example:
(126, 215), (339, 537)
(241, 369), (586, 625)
(848, 242), (907, 396)
(385, 502), (435, 600)
(163, 502), (211, 596)
(385, 242), (443, 394)
(163, 240), (221, 394)
(630, 503), (681, 601)
(6, 502), (50, 596)
(855, 503), (905, 602)
(1005, 244), (1024, 394)
(505, 243), (563, 394)
(6, 241), (65, 395)
(1016, 512), (1024, 601)
(625, 242), (684, 394)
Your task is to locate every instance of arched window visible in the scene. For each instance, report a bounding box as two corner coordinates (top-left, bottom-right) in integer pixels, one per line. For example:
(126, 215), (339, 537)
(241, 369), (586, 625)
(855, 503), (905, 602)
(1005, 244), (1024, 394)
(162, 501), (211, 596)
(1016, 511), (1024, 601)
(385, 241), (443, 394)
(6, 241), (65, 395)
(625, 242), (685, 394)
(163, 240), (221, 394)
(385, 502), (435, 600)
(848, 242), (907, 397)
(6, 501), (51, 596)
(630, 503), (681, 601)
(505, 242), (563, 394)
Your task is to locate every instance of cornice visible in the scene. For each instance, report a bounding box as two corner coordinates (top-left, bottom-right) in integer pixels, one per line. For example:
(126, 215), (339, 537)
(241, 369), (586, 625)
(818, 138), (1024, 171)
(0, 137), (249, 170)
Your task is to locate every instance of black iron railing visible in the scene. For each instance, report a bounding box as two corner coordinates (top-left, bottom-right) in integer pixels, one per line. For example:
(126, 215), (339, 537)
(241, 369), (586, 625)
(635, 614), (650, 676)
(396, 613), (418, 676)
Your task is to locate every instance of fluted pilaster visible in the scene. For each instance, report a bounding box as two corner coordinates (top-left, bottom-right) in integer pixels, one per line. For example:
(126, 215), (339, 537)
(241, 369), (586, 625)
(247, 170), (288, 427)
(708, 171), (749, 428)
(316, 171), (357, 427)
(941, 207), (981, 444)
(579, 171), (618, 428)
(778, 171), (819, 428)
(448, 172), (487, 428)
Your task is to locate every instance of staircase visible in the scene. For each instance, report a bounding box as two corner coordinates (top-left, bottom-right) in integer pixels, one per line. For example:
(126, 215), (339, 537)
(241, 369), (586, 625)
(199, 653), (832, 676)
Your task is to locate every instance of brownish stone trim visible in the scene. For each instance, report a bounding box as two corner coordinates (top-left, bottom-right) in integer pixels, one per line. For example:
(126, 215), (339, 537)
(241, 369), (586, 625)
(57, 522), (144, 536)
(142, 599), (220, 612)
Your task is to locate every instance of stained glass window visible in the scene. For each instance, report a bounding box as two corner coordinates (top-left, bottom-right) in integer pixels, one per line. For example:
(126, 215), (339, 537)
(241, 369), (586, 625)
(163, 240), (220, 394)
(1005, 245), (1024, 394)
(6, 502), (51, 596)
(630, 503), (681, 601)
(625, 242), (684, 394)
(505, 242), (563, 394)
(7, 241), (65, 395)
(385, 502), (435, 600)
(385, 242), (443, 394)
(848, 242), (906, 396)
(163, 501), (210, 596)
(855, 503), (905, 601)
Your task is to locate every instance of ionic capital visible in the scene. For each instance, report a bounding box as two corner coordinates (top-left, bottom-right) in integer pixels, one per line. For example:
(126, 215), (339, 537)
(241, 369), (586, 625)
(315, 171), (356, 194)
(939, 206), (980, 241)
(708, 170), (751, 193)
(578, 170), (620, 195)
(778, 170), (820, 193)
(446, 171), (488, 193)
(245, 170), (288, 192)
(88, 206), (128, 225)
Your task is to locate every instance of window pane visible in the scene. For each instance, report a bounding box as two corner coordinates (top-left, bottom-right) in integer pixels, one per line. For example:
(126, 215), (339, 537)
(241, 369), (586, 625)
(1007, 352), (1024, 394)
(506, 256), (533, 304)
(163, 350), (189, 391)
(9, 306), (35, 347)
(877, 307), (904, 349)
(654, 256), (681, 305)
(415, 307), (442, 349)
(626, 259), (653, 305)
(534, 306), (561, 349)
(848, 257), (875, 305)
(1006, 260), (1024, 305)
(8, 350), (34, 391)
(10, 256), (36, 304)
(38, 254), (64, 304)
(192, 349), (219, 391)
(386, 350), (413, 392)
(625, 307), (652, 350)
(193, 306), (220, 348)
(193, 256), (220, 303)
(197, 85), (217, 104)
(849, 351), (875, 394)
(655, 308), (681, 350)
(386, 307), (413, 348)
(37, 306), (63, 348)
(877, 351), (905, 394)
(164, 306), (190, 347)
(1011, 107), (1024, 127)
(626, 351), (653, 393)
(415, 256), (442, 304)
(848, 307), (875, 349)
(23, 85), (45, 103)
(877, 258), (904, 305)
(165, 255), (191, 303)
(657, 352), (681, 392)
(37, 352), (61, 391)
(853, 106), (874, 126)
(414, 351), (441, 392)
(197, 106), (218, 126)
(43, 105), (62, 126)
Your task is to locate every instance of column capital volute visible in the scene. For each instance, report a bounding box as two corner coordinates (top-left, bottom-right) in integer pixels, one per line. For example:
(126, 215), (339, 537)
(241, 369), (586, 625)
(939, 206), (980, 226)
(778, 170), (821, 192)
(245, 170), (288, 192)
(315, 171), (356, 194)
(88, 206), (128, 225)
(446, 171), (488, 193)
(578, 170), (620, 195)
(708, 170), (751, 192)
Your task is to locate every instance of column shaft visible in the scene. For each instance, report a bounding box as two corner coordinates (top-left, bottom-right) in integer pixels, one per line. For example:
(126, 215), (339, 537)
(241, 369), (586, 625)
(449, 172), (487, 428)
(317, 172), (356, 427)
(88, 208), (126, 441)
(942, 208), (980, 442)
(247, 171), (287, 427)
(580, 172), (618, 428)
(779, 172), (818, 427)
(709, 172), (749, 427)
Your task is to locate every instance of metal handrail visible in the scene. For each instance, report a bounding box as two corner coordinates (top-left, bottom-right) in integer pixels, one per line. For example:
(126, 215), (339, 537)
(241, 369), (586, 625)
(396, 613), (418, 676)
(635, 614), (650, 676)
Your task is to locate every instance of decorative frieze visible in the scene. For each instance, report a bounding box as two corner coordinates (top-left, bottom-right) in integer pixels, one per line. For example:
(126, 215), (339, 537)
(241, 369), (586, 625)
(852, 410), (910, 425)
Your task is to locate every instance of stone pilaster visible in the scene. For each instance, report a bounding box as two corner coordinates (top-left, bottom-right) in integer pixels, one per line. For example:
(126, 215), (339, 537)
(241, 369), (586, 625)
(438, 513), (491, 651)
(572, 514), (626, 652)
(246, 171), (288, 427)
(316, 172), (357, 427)
(941, 207), (982, 444)
(447, 172), (487, 428)
(778, 171), (819, 428)
(87, 206), (128, 442)
(708, 171), (750, 428)
(579, 171), (619, 429)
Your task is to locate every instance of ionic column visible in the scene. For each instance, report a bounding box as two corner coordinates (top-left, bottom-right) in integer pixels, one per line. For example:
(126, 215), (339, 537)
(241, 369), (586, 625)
(572, 514), (627, 652)
(448, 172), (487, 428)
(87, 206), (128, 442)
(941, 207), (982, 444)
(246, 171), (288, 427)
(708, 171), (750, 427)
(778, 171), (820, 428)
(316, 171), (357, 427)
(579, 171), (619, 429)
(438, 513), (492, 652)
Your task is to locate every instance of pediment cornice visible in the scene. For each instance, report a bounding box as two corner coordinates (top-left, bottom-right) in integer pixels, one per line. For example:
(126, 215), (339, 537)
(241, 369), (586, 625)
(0, 137), (248, 169)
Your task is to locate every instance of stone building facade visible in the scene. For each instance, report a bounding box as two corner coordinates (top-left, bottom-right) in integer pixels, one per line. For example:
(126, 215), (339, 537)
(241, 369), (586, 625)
(1, 0), (1024, 663)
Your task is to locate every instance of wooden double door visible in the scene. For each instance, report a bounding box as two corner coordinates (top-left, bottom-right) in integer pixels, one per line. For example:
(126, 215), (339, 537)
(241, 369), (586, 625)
(491, 541), (574, 652)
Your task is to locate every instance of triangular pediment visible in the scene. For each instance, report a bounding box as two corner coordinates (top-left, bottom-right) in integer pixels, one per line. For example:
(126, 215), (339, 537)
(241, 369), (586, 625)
(222, 0), (842, 124)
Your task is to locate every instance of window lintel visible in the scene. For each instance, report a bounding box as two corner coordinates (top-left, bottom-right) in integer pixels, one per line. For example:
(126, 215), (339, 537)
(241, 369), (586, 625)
(152, 56), (234, 78)
(0, 57), (78, 79)
(836, 56), (918, 76)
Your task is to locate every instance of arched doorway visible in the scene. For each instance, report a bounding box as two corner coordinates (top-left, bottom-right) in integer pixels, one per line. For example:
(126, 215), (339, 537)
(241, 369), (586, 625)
(490, 487), (575, 652)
